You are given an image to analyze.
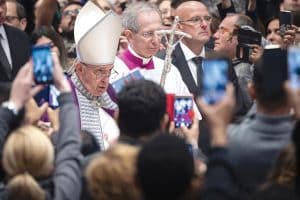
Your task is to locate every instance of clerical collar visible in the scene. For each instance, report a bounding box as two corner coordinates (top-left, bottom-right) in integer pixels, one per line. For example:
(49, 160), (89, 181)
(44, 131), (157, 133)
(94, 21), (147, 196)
(128, 45), (152, 65)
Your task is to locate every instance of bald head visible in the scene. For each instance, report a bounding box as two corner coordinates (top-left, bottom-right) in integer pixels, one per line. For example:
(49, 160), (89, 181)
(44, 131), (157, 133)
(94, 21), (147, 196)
(176, 1), (208, 18)
(175, 1), (211, 54)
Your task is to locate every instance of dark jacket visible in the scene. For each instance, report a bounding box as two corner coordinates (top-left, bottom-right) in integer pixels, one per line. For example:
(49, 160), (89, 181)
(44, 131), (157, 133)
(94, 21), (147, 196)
(0, 93), (82, 200)
(0, 24), (30, 82)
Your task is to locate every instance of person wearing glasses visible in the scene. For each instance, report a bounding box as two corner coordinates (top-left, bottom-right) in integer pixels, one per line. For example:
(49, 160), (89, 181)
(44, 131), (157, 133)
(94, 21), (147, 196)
(68, 1), (122, 151)
(58, 1), (82, 61)
(0, 0), (30, 82)
(171, 1), (212, 99)
(213, 14), (258, 119)
(4, 0), (26, 31)
(112, 1), (201, 119)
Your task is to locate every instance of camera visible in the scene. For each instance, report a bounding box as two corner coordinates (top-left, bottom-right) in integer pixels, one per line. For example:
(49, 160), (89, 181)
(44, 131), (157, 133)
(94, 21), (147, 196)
(236, 25), (262, 63)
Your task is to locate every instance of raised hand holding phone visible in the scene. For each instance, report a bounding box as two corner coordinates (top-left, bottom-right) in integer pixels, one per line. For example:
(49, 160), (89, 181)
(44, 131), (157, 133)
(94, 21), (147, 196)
(280, 10), (293, 37)
(197, 83), (235, 147)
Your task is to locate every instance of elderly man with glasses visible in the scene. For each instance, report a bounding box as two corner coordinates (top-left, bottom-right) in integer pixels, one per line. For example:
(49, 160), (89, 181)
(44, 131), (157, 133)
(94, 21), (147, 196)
(69, 1), (122, 151)
(112, 1), (201, 121)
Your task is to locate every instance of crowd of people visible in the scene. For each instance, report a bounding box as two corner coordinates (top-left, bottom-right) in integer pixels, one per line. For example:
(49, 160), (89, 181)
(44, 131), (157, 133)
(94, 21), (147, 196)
(0, 0), (300, 199)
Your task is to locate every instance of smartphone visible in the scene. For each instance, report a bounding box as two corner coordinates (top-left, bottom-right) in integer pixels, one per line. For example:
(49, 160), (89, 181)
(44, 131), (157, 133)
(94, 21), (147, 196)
(237, 28), (262, 46)
(173, 96), (193, 128)
(32, 44), (53, 84)
(236, 28), (262, 62)
(279, 10), (293, 36)
(288, 46), (300, 89)
(202, 58), (229, 104)
(262, 47), (287, 95)
(34, 85), (60, 109)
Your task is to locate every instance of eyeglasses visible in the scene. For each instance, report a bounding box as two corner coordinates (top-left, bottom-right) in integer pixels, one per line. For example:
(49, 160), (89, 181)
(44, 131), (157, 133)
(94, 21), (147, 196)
(5, 16), (20, 23)
(81, 62), (112, 79)
(216, 26), (233, 35)
(62, 8), (81, 17)
(137, 31), (162, 39)
(179, 16), (212, 25)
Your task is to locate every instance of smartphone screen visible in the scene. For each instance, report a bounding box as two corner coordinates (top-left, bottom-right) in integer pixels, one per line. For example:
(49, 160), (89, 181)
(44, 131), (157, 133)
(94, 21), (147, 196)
(202, 58), (229, 104)
(32, 44), (53, 84)
(279, 11), (293, 36)
(174, 96), (193, 128)
(288, 46), (300, 89)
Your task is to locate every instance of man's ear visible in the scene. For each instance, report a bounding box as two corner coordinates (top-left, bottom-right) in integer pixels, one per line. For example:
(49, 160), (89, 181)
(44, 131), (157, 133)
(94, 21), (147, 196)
(248, 82), (256, 101)
(123, 29), (133, 42)
(75, 62), (84, 76)
(160, 113), (169, 132)
(19, 18), (27, 31)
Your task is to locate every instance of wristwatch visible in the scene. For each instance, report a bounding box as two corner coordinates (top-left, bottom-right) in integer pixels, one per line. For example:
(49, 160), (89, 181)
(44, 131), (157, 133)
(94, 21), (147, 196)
(1, 101), (19, 115)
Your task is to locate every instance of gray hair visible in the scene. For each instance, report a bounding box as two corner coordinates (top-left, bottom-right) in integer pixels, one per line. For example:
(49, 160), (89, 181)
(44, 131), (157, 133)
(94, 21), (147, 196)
(121, 2), (161, 33)
(226, 13), (254, 29)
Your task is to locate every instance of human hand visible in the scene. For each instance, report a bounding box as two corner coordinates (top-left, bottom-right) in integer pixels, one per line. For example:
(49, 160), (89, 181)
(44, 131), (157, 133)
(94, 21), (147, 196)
(180, 116), (199, 148)
(23, 98), (48, 125)
(282, 25), (297, 49)
(9, 61), (44, 110)
(249, 44), (263, 64)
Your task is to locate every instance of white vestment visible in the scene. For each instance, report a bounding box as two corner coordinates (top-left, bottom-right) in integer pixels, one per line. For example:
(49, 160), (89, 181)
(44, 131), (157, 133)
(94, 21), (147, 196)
(111, 56), (202, 119)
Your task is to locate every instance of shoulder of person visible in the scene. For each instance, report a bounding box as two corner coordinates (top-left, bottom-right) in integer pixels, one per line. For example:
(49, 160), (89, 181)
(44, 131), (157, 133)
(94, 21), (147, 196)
(4, 24), (29, 40)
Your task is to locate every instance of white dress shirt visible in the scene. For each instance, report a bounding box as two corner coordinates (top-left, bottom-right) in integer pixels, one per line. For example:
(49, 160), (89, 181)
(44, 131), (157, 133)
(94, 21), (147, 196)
(0, 25), (12, 67)
(179, 42), (205, 85)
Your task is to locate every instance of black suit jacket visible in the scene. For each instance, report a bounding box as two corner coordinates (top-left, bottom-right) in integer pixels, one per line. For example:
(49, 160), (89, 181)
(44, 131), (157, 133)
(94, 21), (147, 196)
(170, 43), (250, 118)
(0, 24), (30, 82)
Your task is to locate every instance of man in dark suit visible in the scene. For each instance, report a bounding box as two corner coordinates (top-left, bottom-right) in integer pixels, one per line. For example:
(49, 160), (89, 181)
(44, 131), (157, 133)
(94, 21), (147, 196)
(0, 0), (30, 82)
(171, 0), (247, 118)
(172, 1), (211, 99)
(159, 1), (249, 155)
